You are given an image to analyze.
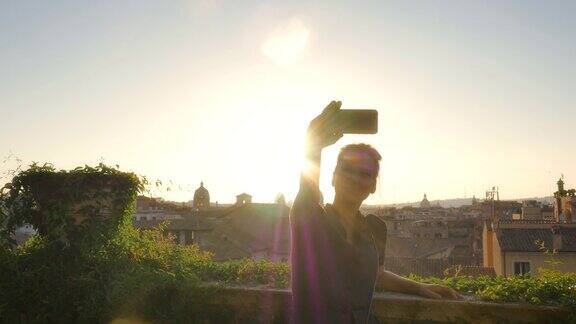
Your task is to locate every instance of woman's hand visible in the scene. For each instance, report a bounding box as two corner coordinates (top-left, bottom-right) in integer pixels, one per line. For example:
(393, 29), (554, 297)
(306, 100), (343, 151)
(416, 283), (462, 300)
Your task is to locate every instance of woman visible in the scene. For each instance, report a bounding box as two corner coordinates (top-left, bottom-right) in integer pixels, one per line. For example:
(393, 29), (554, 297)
(290, 101), (460, 323)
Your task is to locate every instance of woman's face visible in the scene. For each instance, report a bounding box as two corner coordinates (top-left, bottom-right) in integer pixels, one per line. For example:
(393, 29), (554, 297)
(332, 154), (378, 203)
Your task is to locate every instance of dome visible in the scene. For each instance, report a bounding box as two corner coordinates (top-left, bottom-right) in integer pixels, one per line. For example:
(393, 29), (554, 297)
(193, 182), (210, 208)
(420, 194), (431, 208)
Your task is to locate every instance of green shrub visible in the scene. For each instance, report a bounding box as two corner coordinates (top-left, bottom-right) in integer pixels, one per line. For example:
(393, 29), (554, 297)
(208, 259), (290, 288)
(408, 269), (576, 311)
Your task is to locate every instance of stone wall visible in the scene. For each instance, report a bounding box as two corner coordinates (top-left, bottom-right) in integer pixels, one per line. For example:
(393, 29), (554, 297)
(211, 287), (571, 323)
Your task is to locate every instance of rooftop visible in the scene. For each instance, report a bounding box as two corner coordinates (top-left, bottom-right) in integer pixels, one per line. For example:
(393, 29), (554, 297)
(496, 227), (576, 252)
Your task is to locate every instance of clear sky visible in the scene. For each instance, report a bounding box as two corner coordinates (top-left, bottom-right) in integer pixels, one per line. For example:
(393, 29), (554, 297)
(1, 1), (575, 205)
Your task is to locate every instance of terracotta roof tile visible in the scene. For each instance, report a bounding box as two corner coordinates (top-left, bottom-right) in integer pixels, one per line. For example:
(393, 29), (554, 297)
(496, 227), (576, 252)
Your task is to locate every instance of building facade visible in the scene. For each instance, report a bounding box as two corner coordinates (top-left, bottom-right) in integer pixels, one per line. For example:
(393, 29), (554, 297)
(484, 220), (576, 276)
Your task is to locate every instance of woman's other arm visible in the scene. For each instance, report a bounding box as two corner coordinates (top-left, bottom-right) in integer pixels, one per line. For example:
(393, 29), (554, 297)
(376, 268), (462, 300)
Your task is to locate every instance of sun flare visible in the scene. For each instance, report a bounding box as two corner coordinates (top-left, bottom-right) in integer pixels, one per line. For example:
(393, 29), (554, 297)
(261, 19), (310, 65)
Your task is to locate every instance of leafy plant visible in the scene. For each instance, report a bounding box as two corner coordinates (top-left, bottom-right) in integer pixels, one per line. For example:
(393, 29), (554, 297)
(408, 270), (576, 312)
(535, 238), (563, 270)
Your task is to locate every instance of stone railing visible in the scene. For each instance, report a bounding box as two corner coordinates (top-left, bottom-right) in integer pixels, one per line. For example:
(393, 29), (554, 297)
(212, 287), (571, 323)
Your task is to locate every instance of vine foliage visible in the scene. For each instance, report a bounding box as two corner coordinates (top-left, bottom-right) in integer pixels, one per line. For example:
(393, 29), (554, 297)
(0, 163), (143, 248)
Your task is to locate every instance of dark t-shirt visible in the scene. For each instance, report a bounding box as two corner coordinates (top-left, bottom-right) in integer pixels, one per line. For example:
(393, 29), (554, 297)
(290, 185), (387, 323)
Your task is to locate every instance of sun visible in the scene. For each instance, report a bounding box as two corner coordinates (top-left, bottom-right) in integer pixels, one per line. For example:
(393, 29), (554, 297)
(261, 19), (310, 66)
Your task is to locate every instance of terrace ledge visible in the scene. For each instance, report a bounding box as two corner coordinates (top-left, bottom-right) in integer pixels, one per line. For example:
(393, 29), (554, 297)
(213, 286), (571, 323)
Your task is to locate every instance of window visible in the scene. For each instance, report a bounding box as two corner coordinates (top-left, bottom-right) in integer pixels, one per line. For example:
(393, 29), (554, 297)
(514, 261), (531, 275)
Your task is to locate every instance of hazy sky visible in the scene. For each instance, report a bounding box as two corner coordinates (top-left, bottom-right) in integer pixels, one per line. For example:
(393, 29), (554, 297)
(1, 1), (575, 205)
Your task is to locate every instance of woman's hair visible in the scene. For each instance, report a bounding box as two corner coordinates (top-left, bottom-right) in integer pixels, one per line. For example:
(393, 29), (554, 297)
(335, 143), (382, 176)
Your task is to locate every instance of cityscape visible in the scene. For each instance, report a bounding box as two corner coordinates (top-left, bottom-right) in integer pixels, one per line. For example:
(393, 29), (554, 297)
(14, 175), (576, 278)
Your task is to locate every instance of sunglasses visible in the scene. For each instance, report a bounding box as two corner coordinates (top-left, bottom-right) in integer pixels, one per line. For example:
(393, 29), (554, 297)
(336, 166), (378, 180)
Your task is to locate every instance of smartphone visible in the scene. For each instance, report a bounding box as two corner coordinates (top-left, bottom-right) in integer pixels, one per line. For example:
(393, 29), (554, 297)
(335, 109), (378, 134)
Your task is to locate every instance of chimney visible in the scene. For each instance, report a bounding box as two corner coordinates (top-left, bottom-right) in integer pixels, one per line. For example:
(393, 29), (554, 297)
(551, 227), (563, 251)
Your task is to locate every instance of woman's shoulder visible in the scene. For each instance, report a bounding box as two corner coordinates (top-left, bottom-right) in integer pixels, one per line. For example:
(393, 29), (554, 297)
(365, 214), (387, 243)
(365, 214), (387, 231)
